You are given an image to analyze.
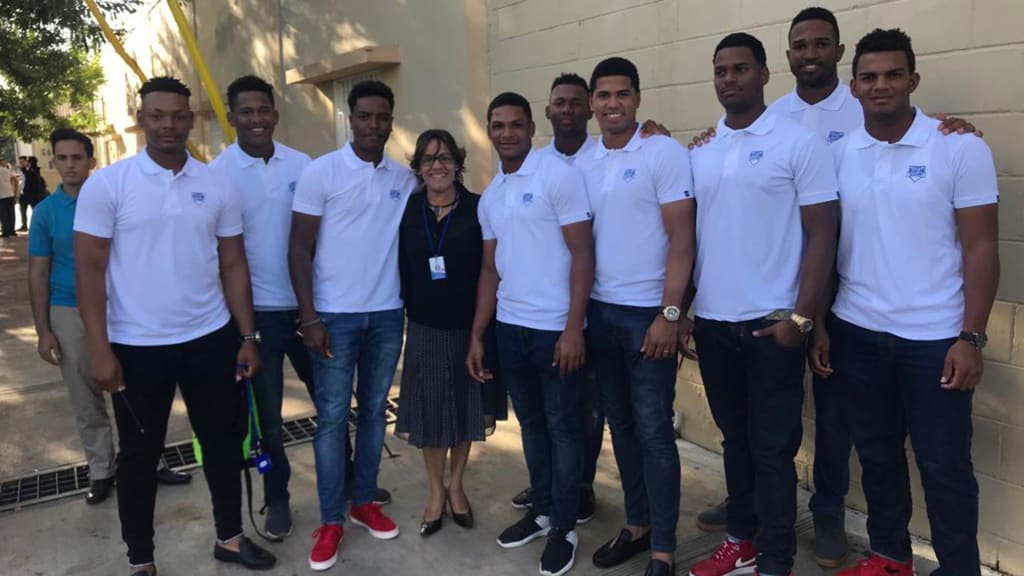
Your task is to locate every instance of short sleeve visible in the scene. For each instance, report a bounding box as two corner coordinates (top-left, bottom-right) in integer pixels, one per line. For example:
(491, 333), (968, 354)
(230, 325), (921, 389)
(27, 202), (52, 257)
(216, 173), (244, 237)
(477, 193), (495, 241)
(792, 134), (840, 206)
(73, 172), (117, 238)
(549, 164), (592, 227)
(952, 136), (1000, 209)
(292, 162), (325, 216)
(651, 138), (695, 203)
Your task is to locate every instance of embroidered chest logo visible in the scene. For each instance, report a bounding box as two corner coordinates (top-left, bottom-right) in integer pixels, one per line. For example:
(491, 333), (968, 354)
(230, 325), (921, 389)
(191, 192), (206, 205)
(389, 189), (401, 200)
(623, 168), (637, 183)
(288, 181), (297, 193)
(907, 165), (927, 183)
(748, 150), (764, 165)
(522, 192), (534, 206)
(827, 131), (845, 144)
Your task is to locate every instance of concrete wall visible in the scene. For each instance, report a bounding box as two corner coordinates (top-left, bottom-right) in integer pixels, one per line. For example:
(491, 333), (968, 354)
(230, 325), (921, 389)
(487, 0), (1024, 573)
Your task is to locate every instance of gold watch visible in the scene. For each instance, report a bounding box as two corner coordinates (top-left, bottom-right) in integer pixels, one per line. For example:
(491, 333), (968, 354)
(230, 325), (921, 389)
(789, 313), (814, 334)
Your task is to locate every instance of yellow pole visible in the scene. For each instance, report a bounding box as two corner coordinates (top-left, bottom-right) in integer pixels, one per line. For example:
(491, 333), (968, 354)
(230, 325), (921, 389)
(83, 0), (208, 161)
(165, 0), (235, 143)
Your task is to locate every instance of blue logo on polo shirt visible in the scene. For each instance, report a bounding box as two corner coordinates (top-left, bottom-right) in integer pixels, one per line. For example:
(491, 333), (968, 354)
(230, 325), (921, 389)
(288, 181), (296, 193)
(623, 168), (636, 183)
(389, 189), (401, 200)
(522, 192), (534, 206)
(827, 131), (845, 144)
(191, 192), (206, 205)
(748, 150), (764, 165)
(908, 165), (926, 183)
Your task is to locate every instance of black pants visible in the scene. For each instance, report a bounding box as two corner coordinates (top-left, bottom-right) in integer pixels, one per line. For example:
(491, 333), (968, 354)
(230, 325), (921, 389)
(18, 197), (28, 229)
(112, 323), (246, 566)
(0, 197), (14, 236)
(693, 317), (806, 575)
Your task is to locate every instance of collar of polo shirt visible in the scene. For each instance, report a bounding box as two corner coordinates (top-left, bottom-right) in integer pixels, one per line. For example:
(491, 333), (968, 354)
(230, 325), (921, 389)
(232, 140), (284, 166)
(340, 141), (394, 171)
(715, 109), (776, 139)
(498, 146), (542, 179)
(849, 106), (929, 150)
(137, 146), (203, 177)
(54, 184), (76, 206)
(788, 81), (850, 112)
(594, 124), (644, 160)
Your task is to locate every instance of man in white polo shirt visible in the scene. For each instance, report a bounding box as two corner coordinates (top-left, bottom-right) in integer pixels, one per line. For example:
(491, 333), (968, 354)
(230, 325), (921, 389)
(828, 29), (998, 576)
(573, 57), (694, 576)
(210, 74), (312, 541)
(74, 76), (275, 576)
(467, 91), (593, 576)
(686, 34), (839, 576)
(289, 80), (414, 572)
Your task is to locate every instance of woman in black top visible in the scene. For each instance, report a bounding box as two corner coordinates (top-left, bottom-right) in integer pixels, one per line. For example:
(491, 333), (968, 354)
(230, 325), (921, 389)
(396, 129), (497, 537)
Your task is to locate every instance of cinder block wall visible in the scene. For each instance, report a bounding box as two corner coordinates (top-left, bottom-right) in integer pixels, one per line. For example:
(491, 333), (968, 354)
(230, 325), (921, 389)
(488, 0), (1024, 572)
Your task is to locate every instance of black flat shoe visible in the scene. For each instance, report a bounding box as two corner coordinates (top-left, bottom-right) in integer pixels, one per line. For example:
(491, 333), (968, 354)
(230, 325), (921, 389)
(592, 528), (651, 568)
(156, 467), (192, 486)
(86, 477), (115, 505)
(213, 536), (276, 570)
(645, 559), (672, 576)
(129, 566), (156, 576)
(447, 490), (474, 529)
(420, 514), (444, 537)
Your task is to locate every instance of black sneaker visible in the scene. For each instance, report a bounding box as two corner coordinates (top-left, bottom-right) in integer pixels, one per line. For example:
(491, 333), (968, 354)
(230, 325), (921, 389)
(512, 487), (532, 509)
(696, 497), (728, 532)
(540, 529), (577, 576)
(264, 500), (293, 541)
(497, 511), (550, 549)
(577, 486), (595, 524)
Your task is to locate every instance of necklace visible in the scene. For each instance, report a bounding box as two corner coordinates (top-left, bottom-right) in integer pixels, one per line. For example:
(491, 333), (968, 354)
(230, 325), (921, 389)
(427, 193), (459, 219)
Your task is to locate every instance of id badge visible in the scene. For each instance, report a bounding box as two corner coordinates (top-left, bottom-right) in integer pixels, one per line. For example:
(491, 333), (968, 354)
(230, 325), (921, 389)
(428, 256), (447, 280)
(255, 453), (272, 474)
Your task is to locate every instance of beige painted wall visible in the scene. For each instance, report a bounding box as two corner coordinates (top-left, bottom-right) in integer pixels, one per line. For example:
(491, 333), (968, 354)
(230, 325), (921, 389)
(488, 0), (1024, 572)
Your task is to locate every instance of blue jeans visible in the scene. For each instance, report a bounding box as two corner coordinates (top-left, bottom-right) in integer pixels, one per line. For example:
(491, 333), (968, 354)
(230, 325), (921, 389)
(589, 300), (680, 554)
(692, 316), (806, 575)
(312, 309), (404, 524)
(252, 310), (314, 506)
(581, 362), (605, 487)
(496, 321), (583, 531)
(809, 314), (853, 514)
(830, 315), (980, 576)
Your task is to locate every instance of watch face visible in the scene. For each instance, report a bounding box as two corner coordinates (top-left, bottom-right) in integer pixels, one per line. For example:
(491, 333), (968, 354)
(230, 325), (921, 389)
(663, 307), (681, 321)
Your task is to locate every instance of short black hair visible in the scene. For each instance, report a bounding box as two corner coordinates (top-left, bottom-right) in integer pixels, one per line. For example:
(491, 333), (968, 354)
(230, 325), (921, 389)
(409, 129), (467, 184)
(714, 32), (767, 66)
(347, 80), (394, 113)
(139, 76), (191, 99)
(50, 128), (94, 158)
(551, 73), (589, 94)
(227, 75), (274, 110)
(17, 156), (26, 161)
(487, 92), (532, 123)
(589, 57), (640, 93)
(853, 28), (915, 76)
(790, 7), (840, 43)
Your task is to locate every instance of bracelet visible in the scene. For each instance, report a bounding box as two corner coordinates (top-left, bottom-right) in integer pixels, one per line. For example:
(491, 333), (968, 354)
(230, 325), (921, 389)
(298, 317), (323, 329)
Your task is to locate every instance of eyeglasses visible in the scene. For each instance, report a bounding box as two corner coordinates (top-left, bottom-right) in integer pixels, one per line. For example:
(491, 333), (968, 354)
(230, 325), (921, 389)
(420, 153), (455, 167)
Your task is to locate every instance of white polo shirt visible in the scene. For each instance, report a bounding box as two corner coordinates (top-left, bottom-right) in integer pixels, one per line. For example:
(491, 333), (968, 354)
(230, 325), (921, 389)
(576, 126), (694, 307)
(768, 82), (863, 146)
(542, 135), (598, 166)
(478, 148), (592, 331)
(292, 141), (416, 313)
(210, 141), (311, 309)
(832, 110), (999, 340)
(73, 149), (241, 346)
(691, 110), (839, 321)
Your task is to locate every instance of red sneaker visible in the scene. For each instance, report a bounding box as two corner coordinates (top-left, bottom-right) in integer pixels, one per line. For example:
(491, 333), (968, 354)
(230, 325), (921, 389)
(689, 538), (757, 576)
(350, 502), (400, 539)
(309, 524), (344, 571)
(838, 554), (914, 576)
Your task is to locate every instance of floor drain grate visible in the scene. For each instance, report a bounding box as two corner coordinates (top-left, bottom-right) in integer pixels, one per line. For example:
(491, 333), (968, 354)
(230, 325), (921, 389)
(0, 397), (399, 513)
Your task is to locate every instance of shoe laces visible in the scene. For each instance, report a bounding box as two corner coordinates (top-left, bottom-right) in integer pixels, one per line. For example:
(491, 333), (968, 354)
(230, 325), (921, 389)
(712, 539), (741, 561)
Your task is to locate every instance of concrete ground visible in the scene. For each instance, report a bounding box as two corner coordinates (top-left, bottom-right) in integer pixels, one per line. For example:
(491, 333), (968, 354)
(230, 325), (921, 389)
(0, 233), (959, 576)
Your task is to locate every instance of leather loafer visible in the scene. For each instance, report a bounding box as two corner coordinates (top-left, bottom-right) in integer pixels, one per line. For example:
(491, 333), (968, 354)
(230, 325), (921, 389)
(593, 528), (651, 568)
(213, 536), (276, 570)
(129, 566), (156, 576)
(86, 477), (115, 505)
(645, 559), (672, 576)
(156, 467), (191, 486)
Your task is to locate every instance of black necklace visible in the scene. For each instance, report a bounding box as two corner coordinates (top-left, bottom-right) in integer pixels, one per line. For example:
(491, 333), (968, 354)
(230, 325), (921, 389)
(427, 193), (459, 217)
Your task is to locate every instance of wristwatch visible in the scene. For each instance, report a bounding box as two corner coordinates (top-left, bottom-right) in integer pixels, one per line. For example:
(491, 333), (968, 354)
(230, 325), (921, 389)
(789, 312), (814, 334)
(959, 331), (987, 349)
(240, 331), (262, 344)
(662, 305), (681, 322)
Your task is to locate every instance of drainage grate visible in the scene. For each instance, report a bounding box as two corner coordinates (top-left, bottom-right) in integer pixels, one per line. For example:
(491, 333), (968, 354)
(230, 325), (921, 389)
(0, 397), (400, 513)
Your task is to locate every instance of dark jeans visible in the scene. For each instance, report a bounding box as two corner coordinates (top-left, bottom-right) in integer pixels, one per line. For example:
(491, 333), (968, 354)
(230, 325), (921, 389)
(0, 197), (15, 236)
(581, 361), (605, 487)
(830, 315), (980, 576)
(111, 323), (246, 566)
(496, 321), (583, 531)
(252, 310), (313, 506)
(809, 315), (853, 514)
(693, 316), (806, 575)
(589, 300), (680, 554)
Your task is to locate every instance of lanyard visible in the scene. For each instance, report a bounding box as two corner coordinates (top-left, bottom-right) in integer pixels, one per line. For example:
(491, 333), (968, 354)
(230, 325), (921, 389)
(420, 194), (457, 257)
(243, 377), (262, 451)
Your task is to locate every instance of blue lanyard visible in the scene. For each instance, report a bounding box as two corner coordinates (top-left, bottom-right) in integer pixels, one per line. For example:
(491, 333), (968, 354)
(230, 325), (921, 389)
(420, 194), (457, 257)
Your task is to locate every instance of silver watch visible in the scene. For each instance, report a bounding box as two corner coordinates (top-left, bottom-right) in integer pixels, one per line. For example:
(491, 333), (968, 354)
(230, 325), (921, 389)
(662, 305), (681, 322)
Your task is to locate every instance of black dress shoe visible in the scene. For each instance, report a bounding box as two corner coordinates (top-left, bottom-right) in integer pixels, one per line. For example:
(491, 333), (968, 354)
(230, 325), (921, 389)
(86, 477), (115, 505)
(420, 514), (443, 537)
(156, 467), (191, 486)
(447, 490), (474, 529)
(213, 536), (276, 570)
(592, 528), (651, 569)
(129, 565), (156, 576)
